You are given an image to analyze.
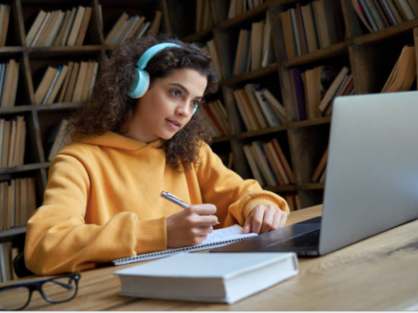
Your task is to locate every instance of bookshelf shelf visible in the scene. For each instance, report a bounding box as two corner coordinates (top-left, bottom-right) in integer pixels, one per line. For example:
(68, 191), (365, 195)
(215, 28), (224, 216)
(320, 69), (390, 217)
(0, 47), (24, 54)
(0, 227), (26, 243)
(0, 162), (50, 175)
(353, 19), (418, 45)
(221, 63), (279, 85)
(264, 185), (297, 193)
(211, 135), (230, 143)
(289, 117), (331, 129)
(237, 125), (287, 139)
(300, 183), (325, 190)
(281, 42), (349, 67)
(36, 102), (82, 111)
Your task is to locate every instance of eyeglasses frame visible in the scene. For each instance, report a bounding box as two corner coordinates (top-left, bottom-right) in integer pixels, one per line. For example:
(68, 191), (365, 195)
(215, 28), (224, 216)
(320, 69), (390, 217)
(0, 272), (81, 311)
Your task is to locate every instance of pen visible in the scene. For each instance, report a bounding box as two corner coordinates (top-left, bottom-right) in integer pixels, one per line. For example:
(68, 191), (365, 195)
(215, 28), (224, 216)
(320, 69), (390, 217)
(161, 191), (190, 209)
(161, 191), (220, 225)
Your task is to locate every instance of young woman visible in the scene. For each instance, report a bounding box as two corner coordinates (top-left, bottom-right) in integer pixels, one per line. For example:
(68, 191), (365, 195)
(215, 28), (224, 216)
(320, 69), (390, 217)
(25, 35), (289, 275)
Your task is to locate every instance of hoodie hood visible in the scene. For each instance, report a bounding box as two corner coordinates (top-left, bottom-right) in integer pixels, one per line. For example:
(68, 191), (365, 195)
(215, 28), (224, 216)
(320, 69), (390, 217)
(79, 131), (165, 151)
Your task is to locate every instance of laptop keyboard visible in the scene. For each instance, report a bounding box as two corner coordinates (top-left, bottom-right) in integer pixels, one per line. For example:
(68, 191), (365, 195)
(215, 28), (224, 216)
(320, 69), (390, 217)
(276, 229), (321, 247)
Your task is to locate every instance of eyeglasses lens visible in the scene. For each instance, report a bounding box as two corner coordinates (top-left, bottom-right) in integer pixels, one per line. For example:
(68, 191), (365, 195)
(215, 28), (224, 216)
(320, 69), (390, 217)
(42, 277), (77, 302)
(0, 286), (30, 311)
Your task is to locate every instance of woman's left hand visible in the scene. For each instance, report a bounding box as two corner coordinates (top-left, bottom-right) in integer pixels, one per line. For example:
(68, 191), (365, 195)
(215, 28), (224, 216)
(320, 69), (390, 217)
(243, 204), (288, 234)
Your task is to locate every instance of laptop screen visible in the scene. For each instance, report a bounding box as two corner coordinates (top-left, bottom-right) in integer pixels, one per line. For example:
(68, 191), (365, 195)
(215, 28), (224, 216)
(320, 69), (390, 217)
(319, 91), (418, 255)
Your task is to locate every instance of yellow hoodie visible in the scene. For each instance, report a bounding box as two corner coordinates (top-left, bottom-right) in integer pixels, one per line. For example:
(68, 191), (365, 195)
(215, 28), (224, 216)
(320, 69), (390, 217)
(25, 132), (289, 275)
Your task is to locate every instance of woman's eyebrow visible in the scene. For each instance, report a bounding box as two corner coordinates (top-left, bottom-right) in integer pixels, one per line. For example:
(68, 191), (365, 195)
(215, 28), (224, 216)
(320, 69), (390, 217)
(170, 83), (203, 99)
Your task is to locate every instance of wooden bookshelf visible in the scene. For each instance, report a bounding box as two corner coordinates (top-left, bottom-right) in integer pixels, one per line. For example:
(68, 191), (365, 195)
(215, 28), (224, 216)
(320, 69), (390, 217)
(1, 0), (418, 278)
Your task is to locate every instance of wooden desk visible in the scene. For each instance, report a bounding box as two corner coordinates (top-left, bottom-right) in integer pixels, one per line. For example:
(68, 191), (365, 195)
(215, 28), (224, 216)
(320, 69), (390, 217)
(4, 205), (418, 310)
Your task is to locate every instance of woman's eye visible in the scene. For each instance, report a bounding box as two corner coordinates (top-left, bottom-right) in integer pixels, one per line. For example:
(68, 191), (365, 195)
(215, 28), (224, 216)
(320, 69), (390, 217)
(170, 89), (181, 97)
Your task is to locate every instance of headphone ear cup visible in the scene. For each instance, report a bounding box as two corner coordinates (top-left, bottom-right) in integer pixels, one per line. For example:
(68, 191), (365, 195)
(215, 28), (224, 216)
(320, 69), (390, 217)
(127, 69), (150, 98)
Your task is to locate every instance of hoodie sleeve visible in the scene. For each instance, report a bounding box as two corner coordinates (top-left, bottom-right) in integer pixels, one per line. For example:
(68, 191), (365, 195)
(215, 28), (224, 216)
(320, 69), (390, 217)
(195, 143), (289, 227)
(24, 154), (167, 276)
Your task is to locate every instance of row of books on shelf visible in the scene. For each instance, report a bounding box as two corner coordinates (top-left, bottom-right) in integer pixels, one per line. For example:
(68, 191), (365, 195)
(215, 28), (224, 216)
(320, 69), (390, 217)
(105, 11), (162, 46)
(196, 0), (213, 32)
(27, 6), (92, 47)
(201, 100), (230, 137)
(35, 60), (99, 105)
(0, 59), (20, 108)
(233, 16), (275, 75)
(0, 242), (19, 282)
(233, 85), (287, 132)
(0, 177), (36, 232)
(280, 0), (341, 59)
(0, 117), (26, 169)
(290, 66), (355, 121)
(228, 0), (265, 20)
(353, 0), (418, 33)
(0, 4), (11, 47)
(243, 139), (295, 187)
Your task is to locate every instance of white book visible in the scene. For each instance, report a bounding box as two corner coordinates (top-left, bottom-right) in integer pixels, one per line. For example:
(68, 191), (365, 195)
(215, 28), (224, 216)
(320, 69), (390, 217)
(112, 224), (257, 266)
(44, 10), (65, 46)
(136, 21), (151, 38)
(41, 66), (61, 105)
(26, 10), (47, 46)
(115, 252), (298, 304)
(31, 11), (52, 47)
(261, 88), (287, 122)
(252, 85), (283, 127)
(243, 144), (266, 186)
(66, 6), (85, 46)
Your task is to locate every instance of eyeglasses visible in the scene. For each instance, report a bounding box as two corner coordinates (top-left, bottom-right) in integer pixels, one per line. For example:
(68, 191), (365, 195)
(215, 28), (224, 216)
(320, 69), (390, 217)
(0, 272), (80, 311)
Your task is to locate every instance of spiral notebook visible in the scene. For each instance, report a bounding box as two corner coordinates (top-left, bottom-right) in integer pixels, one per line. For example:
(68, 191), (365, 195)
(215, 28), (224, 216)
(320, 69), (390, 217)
(112, 225), (258, 266)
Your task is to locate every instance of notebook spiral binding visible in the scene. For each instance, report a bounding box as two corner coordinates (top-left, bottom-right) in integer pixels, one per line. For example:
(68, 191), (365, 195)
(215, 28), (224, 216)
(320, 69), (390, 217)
(112, 236), (254, 266)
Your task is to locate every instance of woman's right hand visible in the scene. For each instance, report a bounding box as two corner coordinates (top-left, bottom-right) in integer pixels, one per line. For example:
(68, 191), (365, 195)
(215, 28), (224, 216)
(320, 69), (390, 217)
(166, 204), (219, 248)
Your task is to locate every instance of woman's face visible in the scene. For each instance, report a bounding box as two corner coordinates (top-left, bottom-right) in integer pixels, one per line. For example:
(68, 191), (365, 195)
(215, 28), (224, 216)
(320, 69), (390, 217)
(125, 68), (208, 143)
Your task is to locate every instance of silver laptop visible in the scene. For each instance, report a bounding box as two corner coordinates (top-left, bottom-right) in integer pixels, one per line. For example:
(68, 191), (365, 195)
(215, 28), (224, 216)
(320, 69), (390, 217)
(211, 91), (418, 256)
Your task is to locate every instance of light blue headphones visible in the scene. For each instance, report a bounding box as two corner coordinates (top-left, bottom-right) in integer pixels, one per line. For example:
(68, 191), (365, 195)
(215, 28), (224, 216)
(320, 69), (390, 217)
(127, 43), (199, 115)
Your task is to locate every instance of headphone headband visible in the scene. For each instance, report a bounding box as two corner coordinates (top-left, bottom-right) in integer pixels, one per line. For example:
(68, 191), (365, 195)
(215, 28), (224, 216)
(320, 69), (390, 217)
(136, 43), (181, 70)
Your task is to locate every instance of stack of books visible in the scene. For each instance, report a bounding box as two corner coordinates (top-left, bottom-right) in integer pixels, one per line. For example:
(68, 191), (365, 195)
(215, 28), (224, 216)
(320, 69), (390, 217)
(34, 60), (99, 105)
(290, 65), (355, 121)
(381, 45), (416, 92)
(26, 6), (92, 47)
(200, 100), (229, 138)
(0, 177), (37, 231)
(243, 139), (295, 187)
(227, 0), (265, 19)
(0, 4), (11, 47)
(280, 0), (341, 59)
(195, 0), (212, 32)
(233, 85), (287, 131)
(105, 11), (162, 46)
(0, 116), (26, 169)
(352, 0), (418, 33)
(0, 59), (20, 108)
(232, 15), (275, 75)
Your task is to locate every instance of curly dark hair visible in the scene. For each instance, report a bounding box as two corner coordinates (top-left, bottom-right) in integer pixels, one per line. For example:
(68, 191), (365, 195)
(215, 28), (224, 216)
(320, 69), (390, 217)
(69, 35), (219, 169)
